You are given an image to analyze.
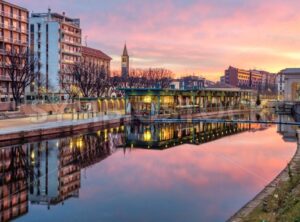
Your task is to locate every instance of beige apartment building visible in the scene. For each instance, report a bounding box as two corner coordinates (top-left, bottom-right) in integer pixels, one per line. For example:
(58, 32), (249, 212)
(0, 1), (29, 107)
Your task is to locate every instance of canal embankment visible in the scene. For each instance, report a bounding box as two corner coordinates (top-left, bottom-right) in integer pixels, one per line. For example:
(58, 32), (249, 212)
(0, 108), (256, 142)
(0, 114), (131, 142)
(228, 129), (300, 222)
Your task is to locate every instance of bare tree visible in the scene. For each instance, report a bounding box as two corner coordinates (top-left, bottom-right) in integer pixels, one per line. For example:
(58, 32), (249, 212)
(6, 48), (38, 109)
(69, 61), (99, 98)
(94, 66), (111, 98)
(145, 68), (173, 88)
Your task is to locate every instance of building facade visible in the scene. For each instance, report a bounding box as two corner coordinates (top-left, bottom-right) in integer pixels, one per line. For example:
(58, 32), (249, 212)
(0, 1), (29, 105)
(121, 44), (129, 78)
(82, 46), (111, 77)
(170, 76), (205, 90)
(223, 66), (276, 92)
(277, 68), (300, 101)
(30, 9), (82, 93)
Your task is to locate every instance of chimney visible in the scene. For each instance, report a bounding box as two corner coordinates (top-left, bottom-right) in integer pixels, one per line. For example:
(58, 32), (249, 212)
(62, 12), (66, 22)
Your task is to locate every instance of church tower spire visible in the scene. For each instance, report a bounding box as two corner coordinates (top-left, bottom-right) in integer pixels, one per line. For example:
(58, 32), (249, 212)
(121, 43), (129, 78)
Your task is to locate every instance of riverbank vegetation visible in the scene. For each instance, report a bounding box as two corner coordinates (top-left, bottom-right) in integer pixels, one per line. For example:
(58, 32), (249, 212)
(245, 164), (300, 222)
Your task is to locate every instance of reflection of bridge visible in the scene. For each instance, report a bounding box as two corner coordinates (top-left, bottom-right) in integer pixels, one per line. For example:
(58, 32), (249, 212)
(125, 121), (258, 149)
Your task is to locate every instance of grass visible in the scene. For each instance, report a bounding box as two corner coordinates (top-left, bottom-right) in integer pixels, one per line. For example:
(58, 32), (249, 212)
(244, 164), (300, 222)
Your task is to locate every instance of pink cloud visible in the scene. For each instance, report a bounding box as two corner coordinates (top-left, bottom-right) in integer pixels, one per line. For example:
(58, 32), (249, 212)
(10, 0), (300, 80)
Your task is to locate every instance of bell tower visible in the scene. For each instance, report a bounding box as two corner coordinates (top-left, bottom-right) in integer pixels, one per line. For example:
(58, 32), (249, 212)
(121, 44), (129, 78)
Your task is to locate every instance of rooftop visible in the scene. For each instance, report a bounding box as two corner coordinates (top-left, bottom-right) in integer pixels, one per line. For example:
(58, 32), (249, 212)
(280, 68), (300, 74)
(120, 88), (252, 93)
(31, 9), (80, 27)
(82, 46), (112, 61)
(2, 0), (29, 12)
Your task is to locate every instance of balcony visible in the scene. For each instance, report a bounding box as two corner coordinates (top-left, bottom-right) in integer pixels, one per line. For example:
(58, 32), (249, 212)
(0, 11), (28, 22)
(61, 49), (81, 56)
(62, 29), (81, 38)
(61, 59), (77, 65)
(0, 36), (27, 46)
(61, 38), (81, 46)
(0, 23), (26, 33)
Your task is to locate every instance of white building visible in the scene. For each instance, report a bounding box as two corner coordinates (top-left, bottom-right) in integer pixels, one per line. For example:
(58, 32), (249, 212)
(29, 9), (82, 94)
(278, 68), (300, 101)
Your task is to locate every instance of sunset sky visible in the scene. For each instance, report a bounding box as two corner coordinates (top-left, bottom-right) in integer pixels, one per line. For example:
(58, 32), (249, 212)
(12, 0), (300, 80)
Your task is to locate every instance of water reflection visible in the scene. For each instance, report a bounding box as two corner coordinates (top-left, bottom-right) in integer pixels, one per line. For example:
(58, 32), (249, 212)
(277, 115), (298, 142)
(125, 121), (268, 149)
(0, 146), (28, 221)
(0, 114), (297, 221)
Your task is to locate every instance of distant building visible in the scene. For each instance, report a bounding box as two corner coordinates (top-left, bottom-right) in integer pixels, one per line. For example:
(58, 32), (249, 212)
(121, 44), (129, 78)
(220, 76), (225, 84)
(222, 66), (276, 92)
(277, 68), (300, 101)
(170, 80), (180, 89)
(82, 46), (112, 77)
(170, 75), (205, 90)
(0, 1), (29, 108)
(30, 9), (82, 93)
(180, 76), (205, 89)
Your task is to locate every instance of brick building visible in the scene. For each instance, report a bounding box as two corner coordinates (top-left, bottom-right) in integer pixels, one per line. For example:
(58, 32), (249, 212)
(222, 66), (276, 92)
(82, 46), (111, 77)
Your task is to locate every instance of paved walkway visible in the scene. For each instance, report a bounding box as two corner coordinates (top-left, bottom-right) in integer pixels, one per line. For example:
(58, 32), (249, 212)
(0, 112), (127, 135)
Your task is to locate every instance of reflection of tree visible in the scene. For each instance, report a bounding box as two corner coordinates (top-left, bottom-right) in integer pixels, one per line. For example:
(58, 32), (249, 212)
(72, 134), (114, 168)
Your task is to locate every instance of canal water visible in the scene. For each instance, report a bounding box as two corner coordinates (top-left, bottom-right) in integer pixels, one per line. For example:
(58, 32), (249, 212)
(0, 113), (297, 222)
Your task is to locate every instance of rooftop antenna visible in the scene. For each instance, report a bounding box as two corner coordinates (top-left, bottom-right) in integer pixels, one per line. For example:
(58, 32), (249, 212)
(84, 35), (88, 47)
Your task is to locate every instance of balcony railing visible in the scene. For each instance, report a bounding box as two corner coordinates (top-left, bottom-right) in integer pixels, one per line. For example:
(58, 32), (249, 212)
(0, 11), (28, 22)
(0, 36), (27, 45)
(61, 49), (81, 56)
(61, 38), (81, 46)
(0, 23), (27, 33)
(62, 29), (81, 37)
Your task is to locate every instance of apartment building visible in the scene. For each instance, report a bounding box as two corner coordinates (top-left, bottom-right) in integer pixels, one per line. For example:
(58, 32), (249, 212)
(82, 46), (111, 77)
(30, 9), (82, 94)
(0, 1), (29, 104)
(223, 66), (276, 92)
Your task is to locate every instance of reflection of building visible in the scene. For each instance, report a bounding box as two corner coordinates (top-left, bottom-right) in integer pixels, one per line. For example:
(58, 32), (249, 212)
(72, 128), (124, 168)
(30, 9), (82, 93)
(121, 44), (129, 78)
(28, 126), (124, 207)
(0, 1), (29, 109)
(28, 139), (81, 206)
(0, 146), (28, 221)
(82, 46), (112, 77)
(277, 115), (298, 142)
(277, 68), (300, 101)
(125, 121), (251, 149)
